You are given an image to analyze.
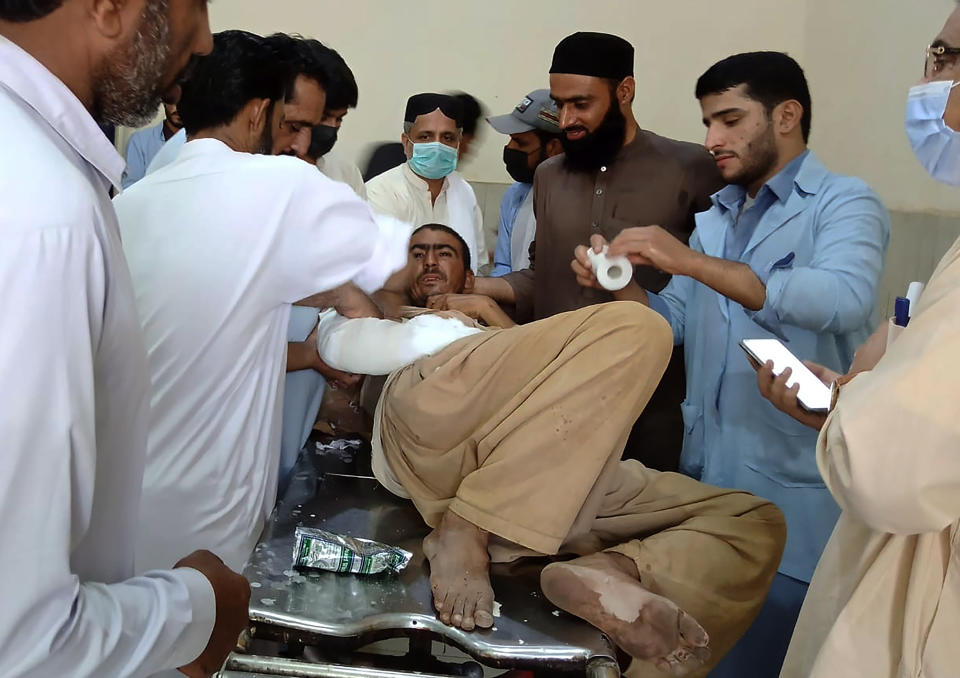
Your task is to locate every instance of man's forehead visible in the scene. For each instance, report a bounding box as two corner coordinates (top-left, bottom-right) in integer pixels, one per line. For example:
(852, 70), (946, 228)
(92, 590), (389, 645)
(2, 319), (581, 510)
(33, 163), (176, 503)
(410, 232), (461, 251)
(700, 85), (757, 112)
(411, 109), (459, 132)
(936, 7), (960, 46)
(549, 73), (608, 101)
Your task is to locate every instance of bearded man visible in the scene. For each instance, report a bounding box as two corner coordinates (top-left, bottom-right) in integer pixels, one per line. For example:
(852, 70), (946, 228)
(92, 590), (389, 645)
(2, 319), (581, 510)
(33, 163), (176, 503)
(571, 51), (890, 678)
(475, 32), (722, 474)
(0, 1), (252, 677)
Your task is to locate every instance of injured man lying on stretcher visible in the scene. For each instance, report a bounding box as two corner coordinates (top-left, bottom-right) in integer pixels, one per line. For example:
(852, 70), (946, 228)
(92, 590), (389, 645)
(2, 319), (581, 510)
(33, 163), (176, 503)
(314, 224), (787, 677)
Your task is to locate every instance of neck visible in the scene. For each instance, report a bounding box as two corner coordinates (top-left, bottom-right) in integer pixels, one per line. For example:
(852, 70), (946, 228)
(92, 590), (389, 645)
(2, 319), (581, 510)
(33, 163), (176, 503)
(192, 123), (254, 154)
(162, 120), (180, 140)
(1, 15), (96, 113)
(622, 110), (640, 147)
(745, 144), (807, 198)
(411, 167), (445, 204)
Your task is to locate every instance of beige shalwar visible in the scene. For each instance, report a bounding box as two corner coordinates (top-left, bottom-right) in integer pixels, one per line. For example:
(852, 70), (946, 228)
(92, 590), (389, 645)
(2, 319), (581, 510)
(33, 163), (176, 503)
(780, 237), (960, 678)
(374, 302), (787, 676)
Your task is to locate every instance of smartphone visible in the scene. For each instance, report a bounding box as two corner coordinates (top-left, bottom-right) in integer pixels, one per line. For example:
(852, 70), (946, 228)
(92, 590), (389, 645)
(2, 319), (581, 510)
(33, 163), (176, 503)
(740, 338), (831, 412)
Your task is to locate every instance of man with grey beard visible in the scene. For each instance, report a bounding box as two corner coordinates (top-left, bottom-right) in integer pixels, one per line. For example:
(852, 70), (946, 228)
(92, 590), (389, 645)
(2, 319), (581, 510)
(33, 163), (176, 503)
(0, 2), (250, 677)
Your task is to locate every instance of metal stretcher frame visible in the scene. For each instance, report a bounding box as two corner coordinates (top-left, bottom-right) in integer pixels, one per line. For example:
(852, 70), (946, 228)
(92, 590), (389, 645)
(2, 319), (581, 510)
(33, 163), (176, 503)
(224, 438), (622, 677)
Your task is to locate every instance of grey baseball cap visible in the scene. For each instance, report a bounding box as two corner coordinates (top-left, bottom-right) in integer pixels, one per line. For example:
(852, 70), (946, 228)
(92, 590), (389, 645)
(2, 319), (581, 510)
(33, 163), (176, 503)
(486, 89), (561, 135)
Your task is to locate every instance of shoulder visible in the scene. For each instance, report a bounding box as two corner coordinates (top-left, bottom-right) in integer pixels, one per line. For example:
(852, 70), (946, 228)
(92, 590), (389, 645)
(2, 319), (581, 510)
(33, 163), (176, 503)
(0, 92), (103, 236)
(802, 155), (885, 210)
(642, 130), (715, 171)
(365, 163), (405, 193)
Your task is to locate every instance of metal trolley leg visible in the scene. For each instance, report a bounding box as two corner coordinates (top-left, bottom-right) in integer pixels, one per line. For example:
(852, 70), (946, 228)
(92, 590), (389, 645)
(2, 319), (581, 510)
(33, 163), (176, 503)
(586, 656), (621, 678)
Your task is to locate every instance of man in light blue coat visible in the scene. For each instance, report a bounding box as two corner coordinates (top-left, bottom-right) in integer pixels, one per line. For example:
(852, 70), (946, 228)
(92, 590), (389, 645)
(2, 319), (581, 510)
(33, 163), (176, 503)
(573, 51), (890, 676)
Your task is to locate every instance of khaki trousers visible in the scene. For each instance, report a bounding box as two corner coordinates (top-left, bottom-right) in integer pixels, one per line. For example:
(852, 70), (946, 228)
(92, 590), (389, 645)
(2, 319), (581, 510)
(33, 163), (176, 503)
(379, 303), (786, 675)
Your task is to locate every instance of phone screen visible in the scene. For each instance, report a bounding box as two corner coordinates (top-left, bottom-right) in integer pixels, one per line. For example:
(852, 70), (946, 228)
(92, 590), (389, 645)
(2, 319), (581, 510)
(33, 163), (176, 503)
(740, 339), (832, 412)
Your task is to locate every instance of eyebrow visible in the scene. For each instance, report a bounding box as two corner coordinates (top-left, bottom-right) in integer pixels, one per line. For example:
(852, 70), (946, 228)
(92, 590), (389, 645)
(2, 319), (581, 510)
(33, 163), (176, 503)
(410, 243), (458, 254)
(551, 94), (592, 105)
(702, 107), (747, 125)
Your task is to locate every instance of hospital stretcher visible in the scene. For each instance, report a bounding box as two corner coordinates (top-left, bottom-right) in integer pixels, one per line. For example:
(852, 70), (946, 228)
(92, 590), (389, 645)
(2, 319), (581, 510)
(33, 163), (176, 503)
(217, 436), (622, 677)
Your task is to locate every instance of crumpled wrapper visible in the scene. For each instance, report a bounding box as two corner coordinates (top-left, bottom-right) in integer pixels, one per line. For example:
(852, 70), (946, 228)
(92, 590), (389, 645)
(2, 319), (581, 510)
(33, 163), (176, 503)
(292, 526), (412, 575)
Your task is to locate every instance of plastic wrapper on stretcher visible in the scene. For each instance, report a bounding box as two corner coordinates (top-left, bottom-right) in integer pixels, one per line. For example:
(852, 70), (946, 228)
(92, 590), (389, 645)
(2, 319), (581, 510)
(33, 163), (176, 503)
(292, 526), (412, 575)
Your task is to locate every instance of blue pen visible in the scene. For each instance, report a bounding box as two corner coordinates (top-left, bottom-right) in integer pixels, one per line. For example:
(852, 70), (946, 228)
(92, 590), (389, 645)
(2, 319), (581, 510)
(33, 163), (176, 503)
(894, 297), (910, 327)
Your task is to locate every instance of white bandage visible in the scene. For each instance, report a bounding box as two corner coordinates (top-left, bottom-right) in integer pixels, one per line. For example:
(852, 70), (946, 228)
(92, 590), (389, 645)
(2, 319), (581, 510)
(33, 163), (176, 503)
(315, 310), (483, 375)
(587, 246), (632, 291)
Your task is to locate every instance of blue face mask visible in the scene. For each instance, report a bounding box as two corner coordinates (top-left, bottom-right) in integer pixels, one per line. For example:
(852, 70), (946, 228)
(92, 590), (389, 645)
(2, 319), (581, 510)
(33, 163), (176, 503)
(408, 141), (459, 179)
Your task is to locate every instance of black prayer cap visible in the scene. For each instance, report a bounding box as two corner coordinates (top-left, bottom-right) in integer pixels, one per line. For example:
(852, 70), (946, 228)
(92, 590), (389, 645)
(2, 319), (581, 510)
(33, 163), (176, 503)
(549, 32), (634, 81)
(404, 93), (464, 127)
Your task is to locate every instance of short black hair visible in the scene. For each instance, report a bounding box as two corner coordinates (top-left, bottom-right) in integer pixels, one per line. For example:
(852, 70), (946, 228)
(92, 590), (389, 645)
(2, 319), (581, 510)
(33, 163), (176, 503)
(695, 51), (812, 142)
(449, 92), (485, 137)
(265, 34), (331, 104)
(303, 42), (358, 111)
(178, 30), (287, 135)
(0, 0), (63, 21)
(412, 224), (471, 272)
(534, 128), (563, 146)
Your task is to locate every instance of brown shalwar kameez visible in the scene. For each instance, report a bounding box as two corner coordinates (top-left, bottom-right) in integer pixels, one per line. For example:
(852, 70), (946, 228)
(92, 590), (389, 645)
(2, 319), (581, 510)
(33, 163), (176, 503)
(502, 130), (724, 472)
(371, 303), (785, 675)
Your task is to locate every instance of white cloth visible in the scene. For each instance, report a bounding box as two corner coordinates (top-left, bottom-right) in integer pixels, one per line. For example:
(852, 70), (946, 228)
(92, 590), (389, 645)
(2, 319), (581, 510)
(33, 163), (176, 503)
(510, 186), (536, 271)
(317, 150), (366, 199)
(315, 309), (482, 375)
(0, 36), (215, 677)
(115, 138), (409, 574)
(365, 162), (486, 271)
(780, 235), (960, 678)
(145, 127), (186, 175)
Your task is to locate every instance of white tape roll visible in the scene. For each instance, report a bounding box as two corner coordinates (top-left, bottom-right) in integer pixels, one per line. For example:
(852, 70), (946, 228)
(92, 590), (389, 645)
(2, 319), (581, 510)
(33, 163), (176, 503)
(587, 246), (632, 291)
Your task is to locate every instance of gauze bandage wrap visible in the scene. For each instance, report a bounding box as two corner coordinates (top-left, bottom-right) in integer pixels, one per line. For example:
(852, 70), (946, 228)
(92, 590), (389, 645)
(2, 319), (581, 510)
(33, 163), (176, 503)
(315, 310), (483, 375)
(587, 246), (633, 291)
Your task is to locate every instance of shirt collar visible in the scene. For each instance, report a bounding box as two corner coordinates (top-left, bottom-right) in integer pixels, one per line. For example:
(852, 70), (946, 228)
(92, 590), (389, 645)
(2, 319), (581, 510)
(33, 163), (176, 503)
(402, 161), (448, 194)
(0, 36), (125, 191)
(714, 149), (810, 213)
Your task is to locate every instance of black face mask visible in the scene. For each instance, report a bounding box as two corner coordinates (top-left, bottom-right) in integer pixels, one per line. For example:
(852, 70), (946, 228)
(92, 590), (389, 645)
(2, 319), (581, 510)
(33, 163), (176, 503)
(560, 99), (627, 173)
(503, 146), (542, 184)
(308, 124), (338, 159)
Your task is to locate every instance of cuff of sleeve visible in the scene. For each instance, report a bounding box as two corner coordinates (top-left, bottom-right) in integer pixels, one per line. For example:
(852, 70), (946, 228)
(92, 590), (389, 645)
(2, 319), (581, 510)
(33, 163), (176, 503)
(647, 292), (673, 327)
(503, 273), (534, 323)
(490, 264), (511, 277)
(166, 566), (217, 669)
(354, 214), (414, 294)
(744, 267), (790, 340)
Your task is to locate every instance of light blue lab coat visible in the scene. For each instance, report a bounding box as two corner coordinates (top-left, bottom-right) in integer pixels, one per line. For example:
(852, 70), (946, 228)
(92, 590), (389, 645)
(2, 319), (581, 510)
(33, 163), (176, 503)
(648, 151), (890, 582)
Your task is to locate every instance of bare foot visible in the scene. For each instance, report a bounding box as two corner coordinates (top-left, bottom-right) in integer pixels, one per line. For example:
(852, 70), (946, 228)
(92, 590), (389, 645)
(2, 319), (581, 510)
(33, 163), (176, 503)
(422, 510), (495, 632)
(540, 552), (710, 676)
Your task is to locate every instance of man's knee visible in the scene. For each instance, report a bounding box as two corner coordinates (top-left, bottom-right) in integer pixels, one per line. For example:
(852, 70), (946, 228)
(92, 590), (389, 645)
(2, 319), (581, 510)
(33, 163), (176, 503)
(595, 301), (674, 365)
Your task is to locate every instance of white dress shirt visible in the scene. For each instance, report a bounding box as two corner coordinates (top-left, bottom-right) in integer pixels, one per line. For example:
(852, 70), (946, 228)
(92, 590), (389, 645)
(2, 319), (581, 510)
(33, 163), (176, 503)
(365, 162), (486, 271)
(0, 37), (215, 677)
(317, 149), (366, 199)
(115, 139), (409, 575)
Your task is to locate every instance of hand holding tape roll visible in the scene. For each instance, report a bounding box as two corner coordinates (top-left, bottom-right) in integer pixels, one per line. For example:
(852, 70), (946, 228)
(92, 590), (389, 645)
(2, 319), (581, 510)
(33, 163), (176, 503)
(587, 245), (633, 291)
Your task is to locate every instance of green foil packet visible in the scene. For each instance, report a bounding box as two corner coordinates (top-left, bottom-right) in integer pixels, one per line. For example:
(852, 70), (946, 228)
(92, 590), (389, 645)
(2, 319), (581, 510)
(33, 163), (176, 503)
(292, 526), (412, 575)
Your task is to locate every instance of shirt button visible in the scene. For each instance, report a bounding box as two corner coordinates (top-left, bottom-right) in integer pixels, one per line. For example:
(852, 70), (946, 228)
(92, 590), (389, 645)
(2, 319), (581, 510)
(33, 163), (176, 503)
(600, 166), (607, 172)
(596, 188), (603, 196)
(591, 221), (599, 229)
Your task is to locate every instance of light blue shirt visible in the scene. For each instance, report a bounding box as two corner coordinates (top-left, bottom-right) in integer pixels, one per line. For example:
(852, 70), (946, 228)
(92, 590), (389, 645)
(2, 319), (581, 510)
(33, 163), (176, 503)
(121, 123), (166, 188)
(648, 151), (890, 582)
(491, 182), (533, 277)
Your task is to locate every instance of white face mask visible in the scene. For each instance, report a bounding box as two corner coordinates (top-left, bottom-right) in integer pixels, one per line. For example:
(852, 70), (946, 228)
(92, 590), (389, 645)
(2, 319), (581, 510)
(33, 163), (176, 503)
(905, 80), (960, 186)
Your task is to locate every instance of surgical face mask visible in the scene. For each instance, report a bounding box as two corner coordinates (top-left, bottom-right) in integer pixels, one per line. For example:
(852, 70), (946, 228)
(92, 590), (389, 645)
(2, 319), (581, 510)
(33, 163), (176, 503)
(905, 80), (960, 186)
(408, 141), (458, 179)
(308, 124), (338, 159)
(503, 146), (542, 184)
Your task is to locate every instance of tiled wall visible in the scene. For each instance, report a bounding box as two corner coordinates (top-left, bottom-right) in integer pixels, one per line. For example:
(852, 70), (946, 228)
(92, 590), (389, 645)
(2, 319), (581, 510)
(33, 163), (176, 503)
(469, 181), (960, 319)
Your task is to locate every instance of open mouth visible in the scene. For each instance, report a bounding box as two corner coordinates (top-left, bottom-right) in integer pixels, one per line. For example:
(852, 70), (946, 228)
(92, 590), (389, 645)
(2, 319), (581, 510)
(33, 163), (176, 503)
(419, 274), (443, 285)
(564, 127), (587, 141)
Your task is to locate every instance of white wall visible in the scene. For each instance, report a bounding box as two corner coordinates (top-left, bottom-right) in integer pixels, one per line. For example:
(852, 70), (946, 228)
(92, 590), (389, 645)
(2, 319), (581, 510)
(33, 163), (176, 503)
(199, 0), (960, 214)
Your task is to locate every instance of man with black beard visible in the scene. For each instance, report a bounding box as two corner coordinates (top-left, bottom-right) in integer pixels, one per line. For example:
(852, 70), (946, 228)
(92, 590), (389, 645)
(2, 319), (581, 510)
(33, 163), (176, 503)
(475, 32), (723, 472)
(0, 1), (252, 677)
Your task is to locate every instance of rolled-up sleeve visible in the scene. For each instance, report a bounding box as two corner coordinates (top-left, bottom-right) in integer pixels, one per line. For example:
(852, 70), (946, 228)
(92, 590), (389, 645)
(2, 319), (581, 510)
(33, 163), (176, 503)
(746, 182), (890, 337)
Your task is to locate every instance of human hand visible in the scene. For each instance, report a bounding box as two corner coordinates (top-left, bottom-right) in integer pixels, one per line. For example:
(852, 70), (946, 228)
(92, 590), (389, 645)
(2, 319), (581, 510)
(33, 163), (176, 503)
(754, 360), (834, 431)
(607, 225), (698, 275)
(571, 234), (610, 290)
(175, 550), (250, 678)
(426, 293), (491, 320)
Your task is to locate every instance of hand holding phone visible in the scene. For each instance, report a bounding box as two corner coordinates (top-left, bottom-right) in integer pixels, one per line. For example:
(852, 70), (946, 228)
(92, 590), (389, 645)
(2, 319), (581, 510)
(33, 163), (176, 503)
(740, 339), (832, 412)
